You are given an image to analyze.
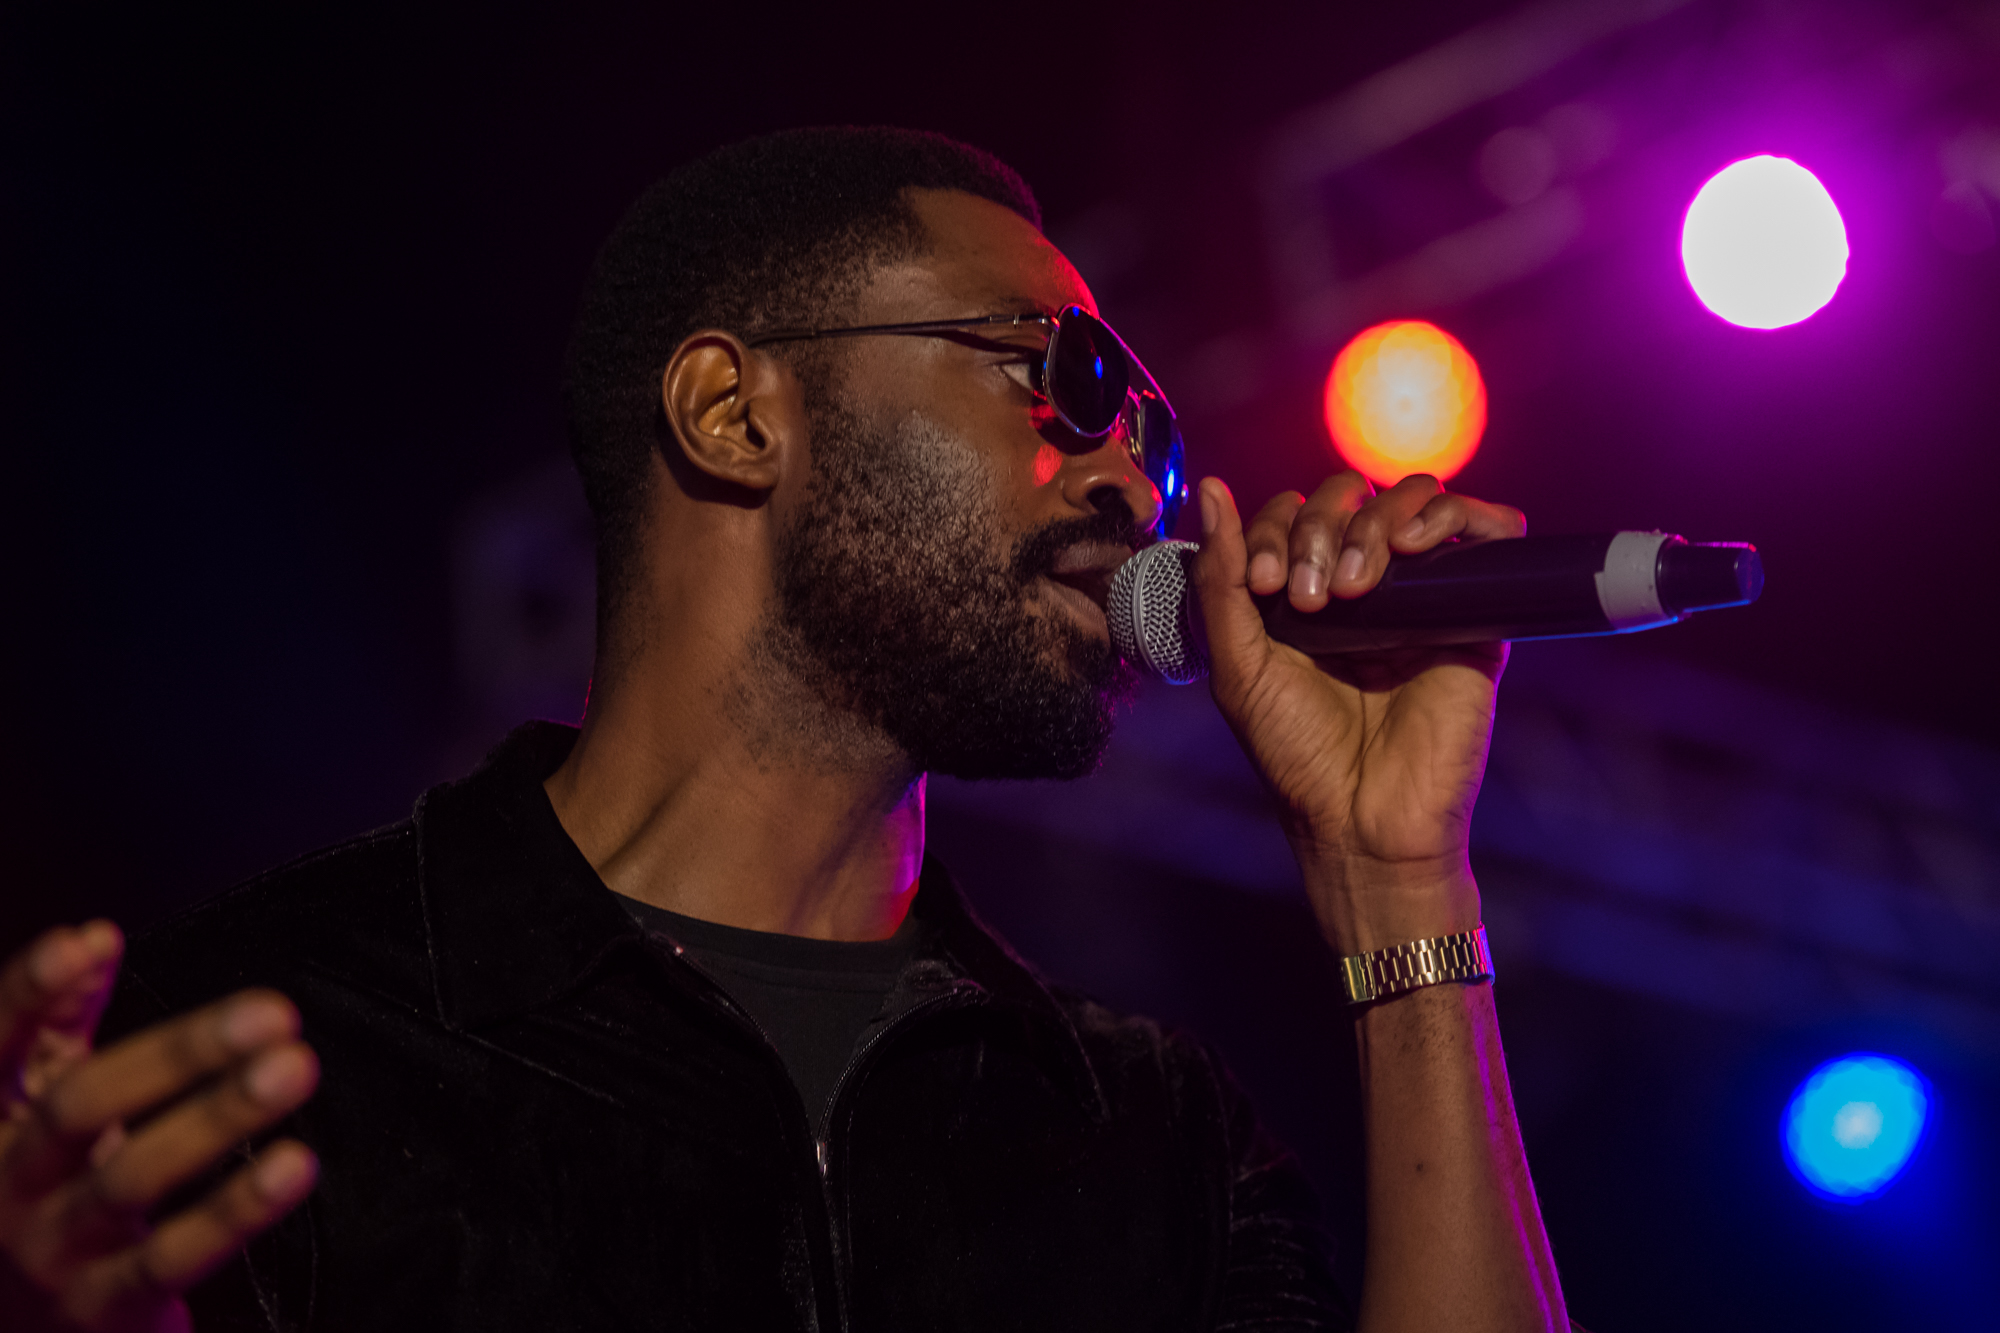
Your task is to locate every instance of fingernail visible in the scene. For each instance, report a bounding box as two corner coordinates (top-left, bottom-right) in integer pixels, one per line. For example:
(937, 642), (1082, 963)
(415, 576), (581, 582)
(1198, 481), (1218, 537)
(254, 1146), (316, 1200)
(1290, 561), (1324, 601)
(223, 999), (291, 1052)
(1335, 547), (1366, 584)
(1248, 552), (1281, 588)
(246, 1046), (311, 1104)
(1401, 517), (1425, 541)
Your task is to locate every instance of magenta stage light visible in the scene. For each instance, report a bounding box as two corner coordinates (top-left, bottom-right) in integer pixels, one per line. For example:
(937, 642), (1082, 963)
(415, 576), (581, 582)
(1682, 155), (1849, 329)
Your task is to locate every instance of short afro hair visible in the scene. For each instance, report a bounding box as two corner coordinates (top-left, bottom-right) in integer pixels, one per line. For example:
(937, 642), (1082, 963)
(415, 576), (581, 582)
(562, 126), (1042, 637)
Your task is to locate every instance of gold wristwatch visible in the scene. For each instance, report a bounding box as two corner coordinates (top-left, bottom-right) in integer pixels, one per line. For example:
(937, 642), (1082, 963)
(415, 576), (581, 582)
(1338, 925), (1494, 1005)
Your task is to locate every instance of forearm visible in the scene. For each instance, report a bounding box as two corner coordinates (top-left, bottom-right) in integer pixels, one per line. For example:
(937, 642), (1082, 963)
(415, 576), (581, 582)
(1298, 860), (1564, 1333)
(1190, 468), (1564, 1326)
(1353, 979), (1564, 1333)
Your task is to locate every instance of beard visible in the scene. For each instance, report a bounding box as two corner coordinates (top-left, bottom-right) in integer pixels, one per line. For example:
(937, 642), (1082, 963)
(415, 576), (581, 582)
(757, 401), (1141, 781)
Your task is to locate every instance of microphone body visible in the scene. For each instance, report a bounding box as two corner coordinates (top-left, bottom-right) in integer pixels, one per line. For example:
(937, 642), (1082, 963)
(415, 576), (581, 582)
(1107, 532), (1763, 684)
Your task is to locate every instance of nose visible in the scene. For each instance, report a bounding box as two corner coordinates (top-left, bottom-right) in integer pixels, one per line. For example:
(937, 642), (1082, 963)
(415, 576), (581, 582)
(1058, 432), (1161, 532)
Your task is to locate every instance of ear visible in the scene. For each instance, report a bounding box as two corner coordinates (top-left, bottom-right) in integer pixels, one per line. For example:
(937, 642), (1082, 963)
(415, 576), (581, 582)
(660, 331), (805, 495)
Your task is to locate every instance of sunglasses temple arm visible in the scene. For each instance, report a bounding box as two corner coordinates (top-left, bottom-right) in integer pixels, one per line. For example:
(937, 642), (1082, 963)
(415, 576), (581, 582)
(1097, 320), (1178, 418)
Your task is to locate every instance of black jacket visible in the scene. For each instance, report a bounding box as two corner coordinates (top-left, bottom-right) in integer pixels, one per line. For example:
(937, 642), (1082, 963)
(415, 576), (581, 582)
(104, 723), (1350, 1330)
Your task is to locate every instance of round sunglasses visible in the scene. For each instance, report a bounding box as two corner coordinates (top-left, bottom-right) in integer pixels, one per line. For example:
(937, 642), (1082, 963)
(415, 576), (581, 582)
(746, 304), (1187, 536)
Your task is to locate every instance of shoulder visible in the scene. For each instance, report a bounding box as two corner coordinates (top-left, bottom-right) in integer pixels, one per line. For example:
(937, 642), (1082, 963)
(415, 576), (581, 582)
(108, 818), (430, 1035)
(1047, 981), (1221, 1086)
(1032, 979), (1248, 1144)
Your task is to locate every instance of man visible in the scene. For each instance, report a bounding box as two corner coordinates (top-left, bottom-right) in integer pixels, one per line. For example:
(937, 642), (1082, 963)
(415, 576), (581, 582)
(0, 128), (1568, 1330)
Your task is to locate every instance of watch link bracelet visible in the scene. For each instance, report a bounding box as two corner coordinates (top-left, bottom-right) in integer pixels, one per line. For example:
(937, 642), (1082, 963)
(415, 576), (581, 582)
(1337, 925), (1495, 1005)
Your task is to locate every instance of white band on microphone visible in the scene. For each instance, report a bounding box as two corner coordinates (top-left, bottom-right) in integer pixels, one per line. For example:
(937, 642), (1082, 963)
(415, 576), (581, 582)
(1594, 531), (1679, 631)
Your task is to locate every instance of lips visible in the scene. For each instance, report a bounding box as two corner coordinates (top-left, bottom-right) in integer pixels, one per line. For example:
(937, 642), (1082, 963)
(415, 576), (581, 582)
(1038, 540), (1133, 630)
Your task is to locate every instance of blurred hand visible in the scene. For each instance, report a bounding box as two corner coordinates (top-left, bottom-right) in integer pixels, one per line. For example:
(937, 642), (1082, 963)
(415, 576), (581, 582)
(0, 922), (319, 1332)
(1191, 471), (1526, 954)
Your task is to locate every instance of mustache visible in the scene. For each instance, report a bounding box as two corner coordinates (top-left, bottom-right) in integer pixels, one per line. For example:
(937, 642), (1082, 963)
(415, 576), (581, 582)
(1007, 504), (1150, 584)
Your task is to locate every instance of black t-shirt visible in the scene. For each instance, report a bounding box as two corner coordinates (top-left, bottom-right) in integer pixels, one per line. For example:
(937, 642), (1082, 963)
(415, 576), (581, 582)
(618, 896), (915, 1138)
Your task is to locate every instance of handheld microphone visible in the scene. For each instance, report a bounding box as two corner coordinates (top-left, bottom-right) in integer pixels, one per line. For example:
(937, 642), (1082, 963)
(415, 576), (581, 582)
(1107, 532), (1763, 685)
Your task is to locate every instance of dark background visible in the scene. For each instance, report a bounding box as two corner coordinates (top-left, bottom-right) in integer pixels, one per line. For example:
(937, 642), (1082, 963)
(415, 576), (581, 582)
(6, 1), (1998, 1328)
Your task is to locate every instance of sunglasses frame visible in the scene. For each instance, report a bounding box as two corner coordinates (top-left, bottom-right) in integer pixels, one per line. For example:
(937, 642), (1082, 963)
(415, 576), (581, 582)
(746, 305), (1187, 535)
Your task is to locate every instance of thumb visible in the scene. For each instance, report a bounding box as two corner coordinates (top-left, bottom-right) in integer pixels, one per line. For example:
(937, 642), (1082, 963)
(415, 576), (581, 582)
(1189, 479), (1274, 695)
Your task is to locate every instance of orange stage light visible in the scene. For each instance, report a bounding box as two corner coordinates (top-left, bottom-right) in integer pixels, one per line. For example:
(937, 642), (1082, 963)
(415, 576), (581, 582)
(1323, 320), (1487, 488)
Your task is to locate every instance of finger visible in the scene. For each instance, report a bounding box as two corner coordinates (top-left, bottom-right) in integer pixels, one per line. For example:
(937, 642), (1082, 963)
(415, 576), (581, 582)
(1189, 479), (1275, 685)
(63, 1141), (317, 1326)
(1242, 491), (1304, 596)
(0, 923), (123, 1084)
(142, 1141), (316, 1293)
(1285, 471), (1374, 611)
(80, 1041), (317, 1223)
(1392, 489), (1528, 550)
(9, 992), (298, 1198)
(1330, 473), (1446, 598)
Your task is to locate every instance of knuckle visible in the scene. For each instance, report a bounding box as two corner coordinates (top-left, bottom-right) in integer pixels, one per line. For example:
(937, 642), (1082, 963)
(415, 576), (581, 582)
(225, 1169), (279, 1226)
(1342, 508), (1386, 544)
(36, 1082), (93, 1140)
(197, 1164), (280, 1241)
(127, 1232), (182, 1288)
(1253, 490), (1305, 518)
(1240, 510), (1304, 548)
(86, 1158), (146, 1214)
(1319, 483), (1368, 514)
(165, 1011), (231, 1073)
(1289, 519), (1338, 562)
(1288, 506), (1332, 537)
(1243, 521), (1286, 550)
(233, 989), (295, 1020)
(190, 1093), (256, 1150)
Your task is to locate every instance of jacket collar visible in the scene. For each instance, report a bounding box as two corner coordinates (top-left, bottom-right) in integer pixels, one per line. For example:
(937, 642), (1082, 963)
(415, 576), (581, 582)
(413, 721), (641, 1032)
(415, 721), (1106, 1117)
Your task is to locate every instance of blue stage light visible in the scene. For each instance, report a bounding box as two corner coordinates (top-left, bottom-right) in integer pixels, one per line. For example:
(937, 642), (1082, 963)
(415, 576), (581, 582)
(1783, 1054), (1929, 1201)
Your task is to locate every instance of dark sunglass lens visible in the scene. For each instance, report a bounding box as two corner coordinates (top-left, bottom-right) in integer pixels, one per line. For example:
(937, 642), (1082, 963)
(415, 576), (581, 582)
(1136, 395), (1187, 532)
(1047, 308), (1128, 436)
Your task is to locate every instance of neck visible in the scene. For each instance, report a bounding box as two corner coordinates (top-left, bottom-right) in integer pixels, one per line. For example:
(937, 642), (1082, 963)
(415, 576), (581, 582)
(544, 605), (926, 944)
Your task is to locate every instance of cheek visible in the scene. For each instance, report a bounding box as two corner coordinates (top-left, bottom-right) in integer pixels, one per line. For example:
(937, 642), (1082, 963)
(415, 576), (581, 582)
(1031, 442), (1063, 488)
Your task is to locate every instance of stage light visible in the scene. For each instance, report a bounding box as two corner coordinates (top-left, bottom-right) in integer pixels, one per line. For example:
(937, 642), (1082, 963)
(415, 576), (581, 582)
(1682, 155), (1848, 329)
(1323, 320), (1486, 488)
(1783, 1054), (1929, 1202)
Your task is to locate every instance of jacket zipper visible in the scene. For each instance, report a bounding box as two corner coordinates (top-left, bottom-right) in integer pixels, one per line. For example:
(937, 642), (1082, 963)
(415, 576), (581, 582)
(813, 983), (979, 1169)
(811, 985), (981, 1331)
(654, 935), (982, 1331)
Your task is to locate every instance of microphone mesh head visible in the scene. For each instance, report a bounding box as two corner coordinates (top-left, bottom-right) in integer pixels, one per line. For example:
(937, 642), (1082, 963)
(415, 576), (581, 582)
(1107, 540), (1209, 685)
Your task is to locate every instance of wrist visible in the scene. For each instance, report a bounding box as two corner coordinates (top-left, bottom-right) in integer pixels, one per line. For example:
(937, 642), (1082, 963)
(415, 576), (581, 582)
(1296, 855), (1481, 956)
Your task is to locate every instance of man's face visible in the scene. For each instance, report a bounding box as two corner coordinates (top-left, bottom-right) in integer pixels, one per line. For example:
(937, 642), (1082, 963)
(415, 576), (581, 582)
(759, 190), (1163, 780)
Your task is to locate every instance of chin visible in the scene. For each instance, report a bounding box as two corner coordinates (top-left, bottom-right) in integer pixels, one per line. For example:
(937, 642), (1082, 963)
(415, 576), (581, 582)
(911, 683), (1130, 785)
(925, 743), (1111, 784)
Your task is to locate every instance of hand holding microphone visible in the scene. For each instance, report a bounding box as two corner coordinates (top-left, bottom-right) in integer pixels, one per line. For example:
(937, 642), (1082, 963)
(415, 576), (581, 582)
(1159, 471), (1758, 961)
